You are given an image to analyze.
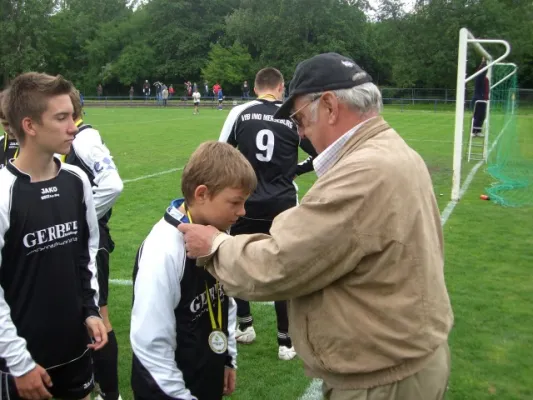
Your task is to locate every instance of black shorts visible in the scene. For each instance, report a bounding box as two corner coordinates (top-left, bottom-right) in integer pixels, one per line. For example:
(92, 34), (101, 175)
(194, 102), (199, 106)
(230, 217), (272, 236)
(1, 350), (94, 400)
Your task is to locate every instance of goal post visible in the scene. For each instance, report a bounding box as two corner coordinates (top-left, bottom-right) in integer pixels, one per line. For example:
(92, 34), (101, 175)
(451, 28), (513, 201)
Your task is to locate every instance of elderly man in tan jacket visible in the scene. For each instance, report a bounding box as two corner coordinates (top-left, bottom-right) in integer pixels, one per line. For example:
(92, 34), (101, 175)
(178, 52), (453, 400)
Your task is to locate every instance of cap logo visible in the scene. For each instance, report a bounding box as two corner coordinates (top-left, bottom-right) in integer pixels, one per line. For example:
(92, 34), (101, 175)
(352, 72), (367, 81)
(342, 60), (355, 68)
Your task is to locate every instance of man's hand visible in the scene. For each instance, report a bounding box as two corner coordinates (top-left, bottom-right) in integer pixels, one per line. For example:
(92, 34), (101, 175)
(14, 365), (53, 400)
(223, 367), (236, 396)
(177, 223), (220, 258)
(86, 316), (108, 350)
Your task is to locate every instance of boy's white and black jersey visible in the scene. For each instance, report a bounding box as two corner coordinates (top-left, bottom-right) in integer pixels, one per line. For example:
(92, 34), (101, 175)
(0, 134), (19, 169)
(63, 121), (123, 249)
(131, 199), (237, 400)
(219, 99), (317, 220)
(0, 158), (100, 377)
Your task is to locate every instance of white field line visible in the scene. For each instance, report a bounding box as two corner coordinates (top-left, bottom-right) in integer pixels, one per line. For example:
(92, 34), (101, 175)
(122, 167), (184, 184)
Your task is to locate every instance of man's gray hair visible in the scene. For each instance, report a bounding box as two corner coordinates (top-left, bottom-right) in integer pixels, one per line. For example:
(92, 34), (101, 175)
(308, 82), (383, 120)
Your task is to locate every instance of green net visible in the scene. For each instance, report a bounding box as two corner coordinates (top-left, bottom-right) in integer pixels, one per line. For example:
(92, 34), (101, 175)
(485, 64), (532, 207)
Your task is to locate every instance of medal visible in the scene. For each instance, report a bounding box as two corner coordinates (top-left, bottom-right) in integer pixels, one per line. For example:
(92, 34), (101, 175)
(205, 281), (227, 355)
(208, 330), (228, 354)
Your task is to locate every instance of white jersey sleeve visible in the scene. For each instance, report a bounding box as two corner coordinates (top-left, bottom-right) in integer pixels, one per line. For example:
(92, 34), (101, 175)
(71, 128), (123, 219)
(0, 170), (36, 377)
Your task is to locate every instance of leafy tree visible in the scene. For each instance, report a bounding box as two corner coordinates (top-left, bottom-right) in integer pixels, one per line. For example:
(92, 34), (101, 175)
(201, 42), (253, 91)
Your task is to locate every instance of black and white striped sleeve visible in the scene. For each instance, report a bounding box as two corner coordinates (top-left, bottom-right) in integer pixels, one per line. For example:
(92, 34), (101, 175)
(219, 108), (241, 147)
(131, 226), (197, 400)
(0, 172), (36, 377)
(219, 101), (261, 146)
(64, 165), (100, 319)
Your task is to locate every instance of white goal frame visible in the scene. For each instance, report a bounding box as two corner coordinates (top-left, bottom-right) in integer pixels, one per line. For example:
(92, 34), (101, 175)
(451, 28), (516, 201)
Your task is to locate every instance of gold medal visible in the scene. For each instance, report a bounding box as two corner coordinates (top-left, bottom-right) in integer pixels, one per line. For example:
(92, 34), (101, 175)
(208, 330), (228, 354)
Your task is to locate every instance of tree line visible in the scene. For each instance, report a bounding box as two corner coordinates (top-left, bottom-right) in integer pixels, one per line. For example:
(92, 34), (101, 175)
(1, 0), (531, 96)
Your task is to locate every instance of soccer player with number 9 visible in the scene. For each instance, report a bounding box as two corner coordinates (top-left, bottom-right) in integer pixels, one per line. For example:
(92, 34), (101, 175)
(219, 67), (316, 360)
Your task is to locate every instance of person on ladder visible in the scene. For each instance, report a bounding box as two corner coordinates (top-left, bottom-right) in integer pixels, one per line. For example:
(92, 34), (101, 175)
(471, 57), (489, 137)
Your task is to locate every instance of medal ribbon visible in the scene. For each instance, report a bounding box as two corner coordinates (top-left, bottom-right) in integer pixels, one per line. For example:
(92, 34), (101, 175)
(205, 281), (223, 332)
(258, 94), (277, 101)
(185, 206), (223, 332)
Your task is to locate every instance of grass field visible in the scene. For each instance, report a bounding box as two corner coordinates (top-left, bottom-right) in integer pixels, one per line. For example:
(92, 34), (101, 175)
(85, 105), (533, 400)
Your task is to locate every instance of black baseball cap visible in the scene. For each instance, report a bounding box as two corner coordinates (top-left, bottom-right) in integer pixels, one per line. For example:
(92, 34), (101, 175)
(274, 52), (372, 119)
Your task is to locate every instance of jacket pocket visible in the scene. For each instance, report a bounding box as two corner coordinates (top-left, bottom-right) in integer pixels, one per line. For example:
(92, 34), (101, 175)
(306, 308), (363, 374)
(303, 315), (329, 372)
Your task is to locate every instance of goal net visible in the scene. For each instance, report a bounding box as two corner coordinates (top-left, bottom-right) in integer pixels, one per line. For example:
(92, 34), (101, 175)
(484, 64), (532, 206)
(451, 28), (531, 206)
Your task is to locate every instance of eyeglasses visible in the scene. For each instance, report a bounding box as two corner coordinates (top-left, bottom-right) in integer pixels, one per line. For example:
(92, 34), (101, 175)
(289, 94), (322, 126)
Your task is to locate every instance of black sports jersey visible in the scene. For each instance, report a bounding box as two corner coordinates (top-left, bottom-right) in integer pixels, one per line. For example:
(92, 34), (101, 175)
(0, 158), (100, 377)
(63, 120), (123, 249)
(219, 99), (317, 220)
(0, 134), (19, 169)
(131, 200), (237, 400)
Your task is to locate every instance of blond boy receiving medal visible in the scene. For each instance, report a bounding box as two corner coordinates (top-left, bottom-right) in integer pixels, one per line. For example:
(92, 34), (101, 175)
(130, 141), (257, 400)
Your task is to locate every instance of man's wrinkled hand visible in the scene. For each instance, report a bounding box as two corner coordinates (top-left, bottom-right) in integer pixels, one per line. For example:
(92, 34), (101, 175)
(86, 316), (108, 351)
(177, 223), (220, 258)
(14, 364), (53, 400)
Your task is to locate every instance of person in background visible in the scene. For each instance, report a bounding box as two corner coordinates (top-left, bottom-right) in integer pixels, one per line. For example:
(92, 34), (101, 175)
(242, 81), (249, 99)
(0, 90), (19, 169)
(193, 89), (201, 114)
(218, 67), (316, 360)
(65, 89), (124, 400)
(470, 57), (489, 137)
(217, 87), (224, 110)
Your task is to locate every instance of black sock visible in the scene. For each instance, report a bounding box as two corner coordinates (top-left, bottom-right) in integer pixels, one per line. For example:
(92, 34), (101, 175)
(238, 315), (254, 331)
(93, 330), (119, 400)
(274, 301), (292, 347)
(277, 331), (292, 348)
(235, 298), (253, 330)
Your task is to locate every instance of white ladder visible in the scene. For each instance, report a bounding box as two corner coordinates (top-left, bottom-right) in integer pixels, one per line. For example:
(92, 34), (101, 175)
(467, 100), (488, 162)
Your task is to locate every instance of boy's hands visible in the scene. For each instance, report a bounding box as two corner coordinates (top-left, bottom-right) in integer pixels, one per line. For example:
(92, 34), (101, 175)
(14, 365), (53, 400)
(223, 367), (236, 396)
(86, 316), (108, 350)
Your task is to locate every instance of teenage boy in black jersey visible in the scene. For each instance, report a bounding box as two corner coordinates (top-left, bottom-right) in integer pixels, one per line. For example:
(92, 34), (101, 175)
(0, 72), (107, 400)
(131, 141), (256, 400)
(0, 90), (19, 169)
(219, 67), (316, 360)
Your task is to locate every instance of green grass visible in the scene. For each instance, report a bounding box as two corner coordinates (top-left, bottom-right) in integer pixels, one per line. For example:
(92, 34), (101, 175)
(83, 106), (533, 399)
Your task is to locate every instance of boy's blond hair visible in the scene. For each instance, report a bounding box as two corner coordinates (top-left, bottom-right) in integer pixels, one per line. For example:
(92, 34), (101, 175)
(181, 141), (257, 204)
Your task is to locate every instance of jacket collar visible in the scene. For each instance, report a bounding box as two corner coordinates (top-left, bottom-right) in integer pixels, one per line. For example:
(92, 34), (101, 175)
(329, 116), (392, 170)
